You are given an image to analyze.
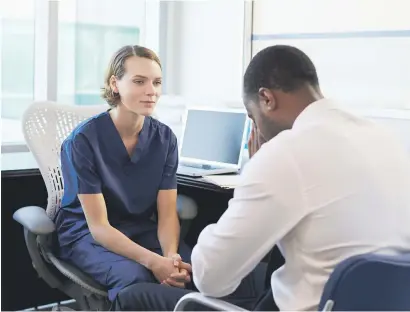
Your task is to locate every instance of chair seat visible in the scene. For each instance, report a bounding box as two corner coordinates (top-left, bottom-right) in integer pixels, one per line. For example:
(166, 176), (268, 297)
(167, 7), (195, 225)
(47, 252), (108, 297)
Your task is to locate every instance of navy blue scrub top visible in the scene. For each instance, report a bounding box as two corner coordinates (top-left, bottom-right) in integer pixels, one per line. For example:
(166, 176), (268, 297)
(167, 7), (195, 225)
(56, 111), (178, 248)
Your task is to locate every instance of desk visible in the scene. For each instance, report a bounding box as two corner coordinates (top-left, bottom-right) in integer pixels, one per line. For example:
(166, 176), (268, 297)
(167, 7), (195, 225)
(177, 175), (234, 193)
(177, 174), (235, 248)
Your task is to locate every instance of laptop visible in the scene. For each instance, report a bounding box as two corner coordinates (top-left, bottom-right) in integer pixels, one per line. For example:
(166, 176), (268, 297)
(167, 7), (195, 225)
(177, 107), (248, 177)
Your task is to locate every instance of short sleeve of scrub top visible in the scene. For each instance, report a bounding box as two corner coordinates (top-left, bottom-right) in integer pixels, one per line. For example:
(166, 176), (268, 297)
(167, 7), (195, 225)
(71, 133), (102, 194)
(159, 133), (178, 190)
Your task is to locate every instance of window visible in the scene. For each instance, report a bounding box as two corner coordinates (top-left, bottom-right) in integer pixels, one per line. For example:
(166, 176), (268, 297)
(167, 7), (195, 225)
(251, 0), (410, 113)
(1, 0), (35, 145)
(57, 0), (146, 106)
(250, 0), (410, 151)
(1, 0), (159, 150)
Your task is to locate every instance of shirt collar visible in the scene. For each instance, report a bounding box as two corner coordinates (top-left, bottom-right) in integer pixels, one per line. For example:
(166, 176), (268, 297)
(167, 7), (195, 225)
(292, 98), (340, 129)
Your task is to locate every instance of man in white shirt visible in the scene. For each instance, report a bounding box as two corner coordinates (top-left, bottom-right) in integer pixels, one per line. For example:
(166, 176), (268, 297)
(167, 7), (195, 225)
(112, 45), (410, 311)
(189, 45), (410, 311)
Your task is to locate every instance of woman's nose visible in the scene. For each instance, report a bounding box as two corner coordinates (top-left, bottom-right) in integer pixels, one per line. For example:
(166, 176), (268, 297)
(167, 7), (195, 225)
(145, 82), (156, 95)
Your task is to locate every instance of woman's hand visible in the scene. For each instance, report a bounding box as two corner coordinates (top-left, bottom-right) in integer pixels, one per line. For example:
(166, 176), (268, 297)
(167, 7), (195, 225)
(162, 253), (192, 288)
(149, 255), (180, 284)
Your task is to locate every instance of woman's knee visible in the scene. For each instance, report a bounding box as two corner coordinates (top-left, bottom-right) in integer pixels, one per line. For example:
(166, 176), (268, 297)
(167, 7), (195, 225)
(106, 260), (157, 302)
(106, 259), (156, 288)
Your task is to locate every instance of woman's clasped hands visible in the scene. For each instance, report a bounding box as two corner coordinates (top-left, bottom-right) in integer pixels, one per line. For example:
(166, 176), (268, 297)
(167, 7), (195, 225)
(150, 253), (192, 288)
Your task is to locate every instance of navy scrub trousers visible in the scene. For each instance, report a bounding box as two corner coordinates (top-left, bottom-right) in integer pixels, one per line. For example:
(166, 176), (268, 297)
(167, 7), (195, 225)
(55, 111), (189, 301)
(111, 262), (276, 311)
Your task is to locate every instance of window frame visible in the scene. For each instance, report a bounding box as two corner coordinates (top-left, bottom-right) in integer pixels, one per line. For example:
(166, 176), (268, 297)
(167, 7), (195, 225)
(242, 0), (253, 79)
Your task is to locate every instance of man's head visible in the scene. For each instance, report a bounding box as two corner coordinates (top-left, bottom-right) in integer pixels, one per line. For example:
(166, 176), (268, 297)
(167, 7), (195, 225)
(243, 45), (323, 141)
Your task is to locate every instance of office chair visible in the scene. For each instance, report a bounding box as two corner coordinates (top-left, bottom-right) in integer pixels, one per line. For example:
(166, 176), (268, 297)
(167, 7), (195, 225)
(13, 101), (198, 311)
(318, 252), (410, 311)
(174, 252), (410, 311)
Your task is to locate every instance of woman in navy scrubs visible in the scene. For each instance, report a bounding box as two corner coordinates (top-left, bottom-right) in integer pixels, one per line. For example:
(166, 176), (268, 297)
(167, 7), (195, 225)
(55, 45), (191, 301)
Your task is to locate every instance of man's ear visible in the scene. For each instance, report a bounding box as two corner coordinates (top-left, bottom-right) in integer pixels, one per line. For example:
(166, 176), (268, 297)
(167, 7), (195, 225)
(258, 88), (276, 111)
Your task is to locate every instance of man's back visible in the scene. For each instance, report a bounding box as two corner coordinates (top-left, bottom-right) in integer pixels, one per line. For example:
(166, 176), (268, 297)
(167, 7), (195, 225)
(269, 100), (410, 310)
(190, 99), (410, 311)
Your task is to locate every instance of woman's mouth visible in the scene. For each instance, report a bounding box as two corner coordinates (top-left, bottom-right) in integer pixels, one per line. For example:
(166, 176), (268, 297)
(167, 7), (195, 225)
(141, 101), (155, 108)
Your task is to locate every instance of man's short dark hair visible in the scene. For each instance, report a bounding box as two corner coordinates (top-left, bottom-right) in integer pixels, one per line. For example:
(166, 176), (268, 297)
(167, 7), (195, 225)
(243, 45), (319, 99)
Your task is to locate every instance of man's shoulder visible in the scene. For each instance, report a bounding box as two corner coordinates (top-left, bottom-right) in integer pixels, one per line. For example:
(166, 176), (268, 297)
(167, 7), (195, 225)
(243, 133), (296, 180)
(243, 126), (326, 182)
(257, 129), (299, 159)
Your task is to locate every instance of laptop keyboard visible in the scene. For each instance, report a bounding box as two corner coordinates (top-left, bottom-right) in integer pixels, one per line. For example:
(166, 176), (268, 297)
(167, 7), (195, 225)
(180, 163), (220, 170)
(177, 164), (221, 176)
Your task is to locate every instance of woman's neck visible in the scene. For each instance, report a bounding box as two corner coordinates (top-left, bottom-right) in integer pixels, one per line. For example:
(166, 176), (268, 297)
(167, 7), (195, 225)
(109, 105), (145, 139)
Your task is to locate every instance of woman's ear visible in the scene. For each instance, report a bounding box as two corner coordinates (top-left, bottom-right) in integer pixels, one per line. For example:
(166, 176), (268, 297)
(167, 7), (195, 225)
(258, 87), (276, 111)
(109, 75), (118, 93)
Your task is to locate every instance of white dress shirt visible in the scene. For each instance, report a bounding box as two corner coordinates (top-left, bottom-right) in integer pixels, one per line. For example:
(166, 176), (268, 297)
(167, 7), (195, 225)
(191, 99), (410, 311)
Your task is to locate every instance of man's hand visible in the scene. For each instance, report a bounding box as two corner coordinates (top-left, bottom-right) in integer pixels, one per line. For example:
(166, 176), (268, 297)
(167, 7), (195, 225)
(162, 253), (192, 288)
(248, 122), (266, 159)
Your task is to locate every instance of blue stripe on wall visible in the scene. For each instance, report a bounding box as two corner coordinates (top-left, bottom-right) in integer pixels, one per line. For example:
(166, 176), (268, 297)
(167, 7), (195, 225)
(252, 30), (410, 41)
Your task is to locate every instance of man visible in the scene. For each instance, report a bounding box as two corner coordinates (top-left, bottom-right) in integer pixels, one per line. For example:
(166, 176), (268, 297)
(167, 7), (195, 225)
(112, 45), (410, 311)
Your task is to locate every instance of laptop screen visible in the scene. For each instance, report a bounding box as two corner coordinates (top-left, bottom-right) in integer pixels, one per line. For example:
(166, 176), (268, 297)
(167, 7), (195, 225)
(180, 109), (247, 165)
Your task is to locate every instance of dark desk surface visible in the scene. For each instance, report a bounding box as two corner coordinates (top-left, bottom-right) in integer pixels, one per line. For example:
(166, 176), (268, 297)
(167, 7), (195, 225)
(1, 151), (232, 192)
(2, 168), (232, 193)
(177, 175), (234, 193)
(1, 167), (41, 178)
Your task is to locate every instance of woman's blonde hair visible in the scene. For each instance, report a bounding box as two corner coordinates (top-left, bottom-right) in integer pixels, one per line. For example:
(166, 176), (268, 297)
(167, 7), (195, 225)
(101, 45), (161, 107)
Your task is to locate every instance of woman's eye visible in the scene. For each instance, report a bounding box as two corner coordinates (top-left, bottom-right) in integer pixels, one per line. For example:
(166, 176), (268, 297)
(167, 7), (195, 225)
(154, 81), (162, 86)
(134, 80), (144, 85)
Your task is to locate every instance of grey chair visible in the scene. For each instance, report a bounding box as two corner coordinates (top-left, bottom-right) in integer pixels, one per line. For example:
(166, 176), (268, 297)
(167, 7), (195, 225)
(13, 101), (198, 311)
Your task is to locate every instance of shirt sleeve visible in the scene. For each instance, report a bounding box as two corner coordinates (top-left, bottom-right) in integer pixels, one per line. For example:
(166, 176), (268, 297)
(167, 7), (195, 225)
(68, 133), (102, 194)
(191, 141), (307, 297)
(159, 131), (178, 190)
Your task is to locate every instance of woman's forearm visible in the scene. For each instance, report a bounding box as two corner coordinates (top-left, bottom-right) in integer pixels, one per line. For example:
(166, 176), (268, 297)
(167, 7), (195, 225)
(158, 215), (180, 257)
(91, 224), (159, 269)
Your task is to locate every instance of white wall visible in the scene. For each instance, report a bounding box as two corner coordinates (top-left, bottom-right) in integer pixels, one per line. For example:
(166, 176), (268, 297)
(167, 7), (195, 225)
(160, 1), (245, 104)
(157, 0), (247, 139)
(253, 0), (410, 34)
(177, 0), (245, 105)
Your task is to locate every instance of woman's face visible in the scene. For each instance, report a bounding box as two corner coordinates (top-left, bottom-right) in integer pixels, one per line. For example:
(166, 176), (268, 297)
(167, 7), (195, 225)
(111, 56), (162, 116)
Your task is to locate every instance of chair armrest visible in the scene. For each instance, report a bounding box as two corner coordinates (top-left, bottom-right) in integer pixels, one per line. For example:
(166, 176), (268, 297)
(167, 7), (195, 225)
(174, 292), (248, 311)
(177, 195), (198, 220)
(13, 206), (55, 235)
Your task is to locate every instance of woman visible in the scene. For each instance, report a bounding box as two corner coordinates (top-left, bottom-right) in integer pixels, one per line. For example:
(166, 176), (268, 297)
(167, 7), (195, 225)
(55, 45), (191, 301)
